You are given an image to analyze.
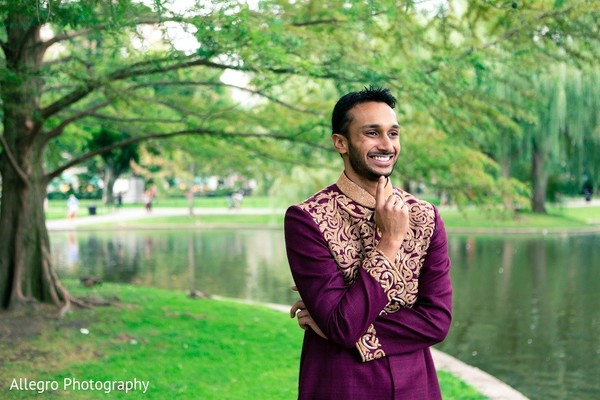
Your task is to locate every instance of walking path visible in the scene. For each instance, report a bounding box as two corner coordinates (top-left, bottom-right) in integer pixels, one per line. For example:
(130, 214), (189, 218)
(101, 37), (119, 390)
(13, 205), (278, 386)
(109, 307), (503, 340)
(46, 207), (284, 231)
(48, 206), (548, 399)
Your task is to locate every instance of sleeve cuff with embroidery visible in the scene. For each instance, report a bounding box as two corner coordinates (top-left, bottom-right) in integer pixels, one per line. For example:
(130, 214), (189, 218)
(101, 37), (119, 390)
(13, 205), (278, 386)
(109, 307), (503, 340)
(355, 323), (385, 362)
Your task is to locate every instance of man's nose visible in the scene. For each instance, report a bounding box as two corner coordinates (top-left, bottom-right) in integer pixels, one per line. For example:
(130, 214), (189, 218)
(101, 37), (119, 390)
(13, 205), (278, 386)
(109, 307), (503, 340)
(377, 134), (395, 152)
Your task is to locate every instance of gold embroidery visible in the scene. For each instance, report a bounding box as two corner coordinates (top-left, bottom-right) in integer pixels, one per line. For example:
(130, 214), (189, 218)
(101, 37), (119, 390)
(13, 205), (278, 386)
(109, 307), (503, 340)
(296, 173), (436, 362)
(356, 324), (385, 362)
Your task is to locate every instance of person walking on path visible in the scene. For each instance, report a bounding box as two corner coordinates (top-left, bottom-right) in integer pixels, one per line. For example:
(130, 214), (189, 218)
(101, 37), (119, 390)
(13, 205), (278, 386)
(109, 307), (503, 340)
(583, 174), (594, 202)
(143, 189), (153, 213)
(67, 194), (79, 219)
(284, 87), (452, 399)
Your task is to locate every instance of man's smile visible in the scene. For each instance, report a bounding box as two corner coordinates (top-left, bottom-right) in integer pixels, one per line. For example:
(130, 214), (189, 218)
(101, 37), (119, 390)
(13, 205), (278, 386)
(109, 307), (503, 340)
(368, 153), (395, 166)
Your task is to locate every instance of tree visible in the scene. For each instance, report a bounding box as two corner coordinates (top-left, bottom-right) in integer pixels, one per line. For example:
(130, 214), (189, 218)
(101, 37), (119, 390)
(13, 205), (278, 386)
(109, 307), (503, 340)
(88, 127), (139, 205)
(1, 0), (599, 311)
(0, 0), (333, 311)
(432, 1), (600, 213)
(495, 66), (600, 212)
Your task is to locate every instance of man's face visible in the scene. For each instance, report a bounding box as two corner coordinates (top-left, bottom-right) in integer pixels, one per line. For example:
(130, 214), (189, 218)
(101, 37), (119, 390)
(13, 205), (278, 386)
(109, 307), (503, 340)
(336, 102), (400, 182)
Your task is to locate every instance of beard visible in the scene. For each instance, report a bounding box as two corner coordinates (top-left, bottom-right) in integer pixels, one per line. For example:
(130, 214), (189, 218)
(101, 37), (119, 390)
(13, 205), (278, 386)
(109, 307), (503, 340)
(347, 140), (397, 182)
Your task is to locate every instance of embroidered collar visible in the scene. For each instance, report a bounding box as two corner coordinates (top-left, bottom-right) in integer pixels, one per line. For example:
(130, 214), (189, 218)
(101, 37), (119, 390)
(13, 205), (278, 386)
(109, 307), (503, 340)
(336, 172), (394, 209)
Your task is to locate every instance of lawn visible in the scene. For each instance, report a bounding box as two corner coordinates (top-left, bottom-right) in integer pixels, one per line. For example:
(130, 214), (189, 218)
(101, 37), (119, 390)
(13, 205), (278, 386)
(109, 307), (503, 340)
(439, 205), (600, 229)
(44, 196), (274, 220)
(0, 282), (486, 399)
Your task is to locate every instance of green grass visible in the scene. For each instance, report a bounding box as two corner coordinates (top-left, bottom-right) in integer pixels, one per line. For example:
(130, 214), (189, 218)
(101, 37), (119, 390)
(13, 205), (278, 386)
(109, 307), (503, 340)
(0, 283), (485, 399)
(438, 371), (488, 400)
(439, 204), (600, 230)
(45, 196), (274, 219)
(98, 205), (600, 231)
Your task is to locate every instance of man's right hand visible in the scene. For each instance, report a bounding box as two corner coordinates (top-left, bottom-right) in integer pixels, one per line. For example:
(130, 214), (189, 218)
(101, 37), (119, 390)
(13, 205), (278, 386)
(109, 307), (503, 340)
(374, 176), (410, 261)
(290, 288), (328, 340)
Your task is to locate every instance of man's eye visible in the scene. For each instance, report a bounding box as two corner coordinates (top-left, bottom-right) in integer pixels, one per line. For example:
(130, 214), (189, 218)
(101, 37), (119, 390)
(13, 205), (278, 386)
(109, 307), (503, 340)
(365, 131), (377, 136)
(389, 131), (399, 137)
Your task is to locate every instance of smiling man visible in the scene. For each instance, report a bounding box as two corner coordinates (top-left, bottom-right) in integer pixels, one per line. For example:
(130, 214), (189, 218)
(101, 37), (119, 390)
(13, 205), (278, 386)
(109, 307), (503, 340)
(284, 87), (452, 399)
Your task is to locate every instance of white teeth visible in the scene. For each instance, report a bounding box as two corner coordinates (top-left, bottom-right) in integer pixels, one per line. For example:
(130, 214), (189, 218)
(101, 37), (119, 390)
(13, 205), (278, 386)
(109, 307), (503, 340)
(373, 156), (391, 161)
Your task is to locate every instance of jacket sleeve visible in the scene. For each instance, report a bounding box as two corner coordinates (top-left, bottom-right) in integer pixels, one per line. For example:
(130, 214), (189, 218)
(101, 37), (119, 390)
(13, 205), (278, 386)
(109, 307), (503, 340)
(364, 207), (452, 358)
(285, 205), (395, 349)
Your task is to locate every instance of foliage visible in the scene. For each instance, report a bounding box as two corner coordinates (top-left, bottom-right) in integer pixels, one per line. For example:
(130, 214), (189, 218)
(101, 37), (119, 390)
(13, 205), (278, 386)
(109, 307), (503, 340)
(1, 0), (598, 204)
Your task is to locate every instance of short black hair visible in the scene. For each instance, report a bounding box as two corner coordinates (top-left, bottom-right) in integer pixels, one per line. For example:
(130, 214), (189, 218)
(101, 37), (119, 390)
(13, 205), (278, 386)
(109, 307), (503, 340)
(331, 86), (397, 136)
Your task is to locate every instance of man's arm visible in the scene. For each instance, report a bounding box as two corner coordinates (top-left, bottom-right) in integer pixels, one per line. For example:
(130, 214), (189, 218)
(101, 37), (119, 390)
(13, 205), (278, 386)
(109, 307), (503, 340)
(285, 204), (393, 348)
(360, 209), (452, 357)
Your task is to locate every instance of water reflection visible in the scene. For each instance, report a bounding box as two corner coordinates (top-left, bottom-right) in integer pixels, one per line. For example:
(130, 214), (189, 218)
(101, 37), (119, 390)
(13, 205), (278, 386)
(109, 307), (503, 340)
(439, 235), (600, 400)
(51, 230), (298, 305)
(50, 230), (600, 400)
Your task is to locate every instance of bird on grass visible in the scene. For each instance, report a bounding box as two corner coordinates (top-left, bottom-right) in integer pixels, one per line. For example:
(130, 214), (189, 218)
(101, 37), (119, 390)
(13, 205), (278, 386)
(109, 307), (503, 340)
(80, 276), (102, 287)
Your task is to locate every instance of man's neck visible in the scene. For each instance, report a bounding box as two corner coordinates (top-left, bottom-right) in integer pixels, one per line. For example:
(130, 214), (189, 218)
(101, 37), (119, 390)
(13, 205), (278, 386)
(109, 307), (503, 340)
(343, 170), (382, 197)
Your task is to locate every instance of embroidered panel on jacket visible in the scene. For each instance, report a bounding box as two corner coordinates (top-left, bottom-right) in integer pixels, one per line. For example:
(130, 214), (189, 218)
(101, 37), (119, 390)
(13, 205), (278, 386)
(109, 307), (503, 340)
(297, 184), (436, 312)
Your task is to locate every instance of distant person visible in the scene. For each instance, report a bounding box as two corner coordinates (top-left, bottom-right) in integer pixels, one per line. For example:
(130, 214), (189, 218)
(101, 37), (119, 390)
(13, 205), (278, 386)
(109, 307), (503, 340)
(67, 194), (79, 219)
(116, 192), (123, 208)
(232, 191), (244, 208)
(582, 175), (593, 203)
(143, 189), (153, 213)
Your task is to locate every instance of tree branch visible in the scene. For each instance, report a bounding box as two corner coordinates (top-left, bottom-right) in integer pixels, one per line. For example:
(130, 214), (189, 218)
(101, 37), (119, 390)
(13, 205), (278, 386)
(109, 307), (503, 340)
(0, 135), (30, 186)
(290, 10), (386, 27)
(229, 137), (333, 170)
(37, 16), (181, 51)
(46, 128), (331, 181)
(42, 55), (74, 68)
(131, 80), (323, 115)
(292, 18), (341, 27)
(88, 113), (183, 124)
(39, 57), (251, 121)
(43, 101), (113, 143)
(136, 95), (229, 121)
(39, 27), (98, 50)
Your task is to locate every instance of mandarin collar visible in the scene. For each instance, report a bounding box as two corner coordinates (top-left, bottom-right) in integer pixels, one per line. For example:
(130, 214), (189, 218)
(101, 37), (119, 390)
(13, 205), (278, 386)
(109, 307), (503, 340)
(336, 172), (394, 209)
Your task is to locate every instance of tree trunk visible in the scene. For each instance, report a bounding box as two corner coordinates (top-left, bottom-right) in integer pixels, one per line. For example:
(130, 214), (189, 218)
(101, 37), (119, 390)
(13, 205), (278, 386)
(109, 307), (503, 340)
(500, 159), (515, 215)
(102, 166), (116, 205)
(531, 143), (548, 214)
(0, 11), (71, 311)
(0, 162), (70, 310)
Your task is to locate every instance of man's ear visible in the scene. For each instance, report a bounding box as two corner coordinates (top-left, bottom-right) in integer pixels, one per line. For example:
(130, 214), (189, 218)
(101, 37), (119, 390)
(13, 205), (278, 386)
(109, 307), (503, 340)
(332, 133), (348, 155)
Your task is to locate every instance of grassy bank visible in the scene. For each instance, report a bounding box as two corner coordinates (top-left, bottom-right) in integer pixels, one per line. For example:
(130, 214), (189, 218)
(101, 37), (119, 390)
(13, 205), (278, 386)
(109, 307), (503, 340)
(0, 283), (486, 399)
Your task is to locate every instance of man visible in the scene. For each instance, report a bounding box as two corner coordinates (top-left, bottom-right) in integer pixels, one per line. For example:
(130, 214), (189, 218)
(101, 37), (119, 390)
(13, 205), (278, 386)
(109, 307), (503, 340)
(284, 87), (452, 399)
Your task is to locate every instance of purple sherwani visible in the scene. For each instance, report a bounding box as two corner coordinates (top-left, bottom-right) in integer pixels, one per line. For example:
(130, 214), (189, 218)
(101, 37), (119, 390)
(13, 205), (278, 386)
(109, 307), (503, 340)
(284, 173), (452, 400)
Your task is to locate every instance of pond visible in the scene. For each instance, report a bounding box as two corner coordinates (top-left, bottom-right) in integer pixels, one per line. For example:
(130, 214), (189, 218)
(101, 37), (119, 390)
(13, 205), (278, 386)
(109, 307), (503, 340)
(50, 229), (600, 400)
